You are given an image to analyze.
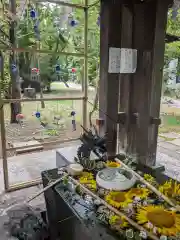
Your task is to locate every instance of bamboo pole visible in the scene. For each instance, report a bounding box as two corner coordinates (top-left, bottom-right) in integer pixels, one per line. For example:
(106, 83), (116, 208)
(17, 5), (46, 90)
(0, 46), (87, 57)
(115, 158), (180, 211)
(0, 100), (9, 191)
(36, 0), (86, 9)
(0, 52), (9, 191)
(2, 96), (85, 103)
(69, 176), (159, 240)
(7, 178), (42, 192)
(82, 0), (88, 130)
(87, 0), (99, 8)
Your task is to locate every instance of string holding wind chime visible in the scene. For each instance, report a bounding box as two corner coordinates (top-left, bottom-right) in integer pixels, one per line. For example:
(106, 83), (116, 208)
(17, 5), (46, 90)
(70, 111), (76, 131)
(30, 7), (40, 82)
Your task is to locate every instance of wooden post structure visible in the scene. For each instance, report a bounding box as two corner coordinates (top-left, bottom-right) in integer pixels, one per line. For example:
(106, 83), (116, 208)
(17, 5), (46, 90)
(99, 0), (172, 165)
(99, 0), (122, 156)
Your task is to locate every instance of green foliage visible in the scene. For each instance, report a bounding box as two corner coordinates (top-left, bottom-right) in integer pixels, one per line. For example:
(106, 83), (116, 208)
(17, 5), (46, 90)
(165, 10), (180, 71)
(0, 0), (100, 94)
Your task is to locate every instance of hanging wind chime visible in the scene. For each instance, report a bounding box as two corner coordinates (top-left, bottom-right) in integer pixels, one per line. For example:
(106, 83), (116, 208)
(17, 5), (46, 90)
(70, 111), (76, 131)
(68, 14), (78, 27)
(71, 67), (76, 82)
(30, 7), (40, 82)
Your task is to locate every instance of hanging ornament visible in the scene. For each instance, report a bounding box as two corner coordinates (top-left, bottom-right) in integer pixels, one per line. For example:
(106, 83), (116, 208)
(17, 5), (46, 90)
(11, 64), (17, 73)
(35, 111), (41, 119)
(30, 8), (36, 19)
(31, 68), (39, 81)
(31, 67), (39, 74)
(69, 19), (78, 27)
(97, 15), (100, 26)
(72, 68), (76, 73)
(55, 64), (61, 74)
(16, 113), (24, 127)
(70, 111), (76, 131)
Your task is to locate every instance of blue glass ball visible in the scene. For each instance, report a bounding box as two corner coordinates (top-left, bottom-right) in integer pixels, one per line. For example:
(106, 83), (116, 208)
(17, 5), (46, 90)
(30, 9), (36, 19)
(71, 111), (76, 116)
(55, 64), (60, 73)
(11, 64), (17, 73)
(70, 19), (77, 27)
(35, 112), (41, 118)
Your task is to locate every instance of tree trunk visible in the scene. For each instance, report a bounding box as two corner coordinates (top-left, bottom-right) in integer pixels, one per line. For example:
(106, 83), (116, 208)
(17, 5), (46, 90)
(9, 0), (21, 123)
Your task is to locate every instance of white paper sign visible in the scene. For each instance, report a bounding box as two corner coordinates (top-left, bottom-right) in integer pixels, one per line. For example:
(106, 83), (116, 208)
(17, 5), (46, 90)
(108, 47), (137, 74)
(120, 48), (137, 73)
(108, 47), (121, 73)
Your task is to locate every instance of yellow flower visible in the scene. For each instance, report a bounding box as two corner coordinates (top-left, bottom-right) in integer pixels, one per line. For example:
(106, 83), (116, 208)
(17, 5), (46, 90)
(105, 191), (132, 209)
(136, 205), (180, 236)
(85, 180), (97, 191)
(159, 180), (180, 203)
(106, 161), (121, 168)
(144, 174), (155, 183)
(78, 172), (97, 191)
(79, 172), (94, 183)
(109, 215), (128, 228)
(127, 188), (149, 199)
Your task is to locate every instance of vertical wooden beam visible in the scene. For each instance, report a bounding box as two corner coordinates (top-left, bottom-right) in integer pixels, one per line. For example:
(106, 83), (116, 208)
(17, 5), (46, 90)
(118, 5), (133, 152)
(83, 1), (88, 130)
(126, 0), (172, 165)
(130, 2), (156, 165)
(99, 0), (122, 156)
(149, 0), (172, 163)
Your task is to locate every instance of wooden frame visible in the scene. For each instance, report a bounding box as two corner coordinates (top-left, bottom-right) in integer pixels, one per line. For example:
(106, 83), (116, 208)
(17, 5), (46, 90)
(0, 0), (89, 192)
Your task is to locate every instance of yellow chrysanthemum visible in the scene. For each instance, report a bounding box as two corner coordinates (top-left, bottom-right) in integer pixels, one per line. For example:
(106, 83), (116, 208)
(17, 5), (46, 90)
(159, 180), (180, 203)
(109, 215), (128, 228)
(127, 188), (149, 199)
(105, 191), (132, 208)
(137, 205), (180, 236)
(79, 172), (94, 183)
(78, 172), (96, 191)
(85, 180), (97, 191)
(106, 161), (121, 168)
(144, 174), (155, 183)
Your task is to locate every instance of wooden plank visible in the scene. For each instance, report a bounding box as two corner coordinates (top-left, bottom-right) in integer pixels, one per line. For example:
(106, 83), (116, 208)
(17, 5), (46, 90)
(118, 5), (133, 152)
(148, 0), (173, 163)
(127, 0), (172, 165)
(99, 0), (122, 156)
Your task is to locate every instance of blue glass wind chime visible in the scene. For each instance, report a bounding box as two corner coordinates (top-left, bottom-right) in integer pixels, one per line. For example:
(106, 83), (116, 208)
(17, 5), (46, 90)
(30, 7), (40, 82)
(30, 7), (42, 123)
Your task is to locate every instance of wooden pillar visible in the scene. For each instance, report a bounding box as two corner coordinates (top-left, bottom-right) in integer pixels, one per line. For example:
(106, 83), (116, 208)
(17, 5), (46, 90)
(119, 0), (172, 165)
(99, 0), (122, 156)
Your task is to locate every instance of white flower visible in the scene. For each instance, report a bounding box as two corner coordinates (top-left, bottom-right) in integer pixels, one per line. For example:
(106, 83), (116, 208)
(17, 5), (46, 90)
(153, 227), (157, 234)
(143, 201), (148, 206)
(146, 222), (153, 229)
(126, 229), (134, 239)
(128, 203), (133, 208)
(139, 230), (147, 239)
(134, 197), (141, 201)
(160, 236), (167, 240)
